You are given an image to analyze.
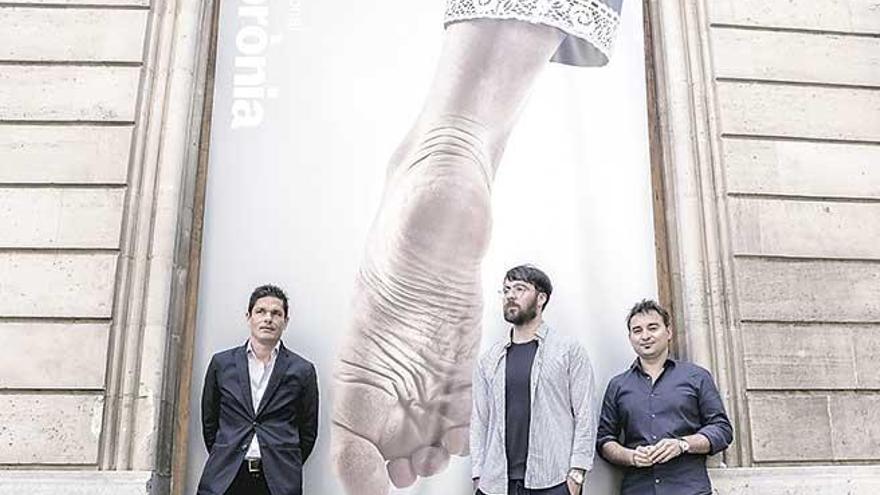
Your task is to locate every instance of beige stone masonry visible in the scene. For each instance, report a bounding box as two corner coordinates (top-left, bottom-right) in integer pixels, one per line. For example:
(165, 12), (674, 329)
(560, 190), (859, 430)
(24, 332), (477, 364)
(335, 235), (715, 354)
(0, 126), (132, 184)
(0, 394), (104, 464)
(722, 139), (880, 199)
(730, 198), (880, 259)
(0, 472), (153, 495)
(0, 8), (148, 62)
(0, 188), (124, 248)
(0, 323), (109, 389)
(711, 466), (880, 494)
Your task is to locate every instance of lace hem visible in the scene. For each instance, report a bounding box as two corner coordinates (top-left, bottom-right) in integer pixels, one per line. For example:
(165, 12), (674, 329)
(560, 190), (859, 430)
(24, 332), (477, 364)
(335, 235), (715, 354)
(445, 0), (621, 60)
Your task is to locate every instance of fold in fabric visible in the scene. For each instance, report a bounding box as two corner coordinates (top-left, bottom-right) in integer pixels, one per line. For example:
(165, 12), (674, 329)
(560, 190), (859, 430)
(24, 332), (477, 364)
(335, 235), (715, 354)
(445, 0), (623, 67)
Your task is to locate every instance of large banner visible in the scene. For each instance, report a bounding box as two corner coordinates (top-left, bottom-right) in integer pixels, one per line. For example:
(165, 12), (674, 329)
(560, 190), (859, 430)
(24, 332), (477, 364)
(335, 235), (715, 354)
(186, 0), (655, 493)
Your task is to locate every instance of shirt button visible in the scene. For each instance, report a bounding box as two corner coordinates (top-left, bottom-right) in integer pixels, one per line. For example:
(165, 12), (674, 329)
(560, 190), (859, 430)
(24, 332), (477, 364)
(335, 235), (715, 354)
(651, 414), (656, 418)
(241, 444), (248, 451)
(651, 435), (657, 440)
(655, 478), (661, 484)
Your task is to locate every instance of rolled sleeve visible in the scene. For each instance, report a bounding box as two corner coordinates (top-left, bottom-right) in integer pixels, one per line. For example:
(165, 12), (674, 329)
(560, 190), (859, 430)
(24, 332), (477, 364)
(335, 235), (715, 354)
(568, 344), (597, 471)
(695, 371), (733, 455)
(595, 379), (621, 457)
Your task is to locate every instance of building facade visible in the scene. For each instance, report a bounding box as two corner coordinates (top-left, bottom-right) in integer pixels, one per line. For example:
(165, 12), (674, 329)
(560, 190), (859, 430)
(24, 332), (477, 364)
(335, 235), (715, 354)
(0, 0), (877, 493)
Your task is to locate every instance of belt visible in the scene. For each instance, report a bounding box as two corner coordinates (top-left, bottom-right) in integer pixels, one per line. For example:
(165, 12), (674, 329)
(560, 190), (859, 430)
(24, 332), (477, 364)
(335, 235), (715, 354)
(246, 458), (262, 474)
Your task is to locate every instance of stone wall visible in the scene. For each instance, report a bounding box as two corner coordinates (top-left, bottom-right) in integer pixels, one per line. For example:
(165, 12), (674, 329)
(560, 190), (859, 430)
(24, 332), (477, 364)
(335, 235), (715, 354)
(647, 0), (880, 487)
(709, 0), (880, 466)
(0, 0), (877, 492)
(0, 0), (215, 490)
(0, 0), (150, 469)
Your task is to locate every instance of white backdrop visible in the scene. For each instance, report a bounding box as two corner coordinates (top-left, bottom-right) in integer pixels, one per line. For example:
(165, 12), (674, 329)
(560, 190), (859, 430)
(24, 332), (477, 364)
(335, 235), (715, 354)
(185, 0), (656, 493)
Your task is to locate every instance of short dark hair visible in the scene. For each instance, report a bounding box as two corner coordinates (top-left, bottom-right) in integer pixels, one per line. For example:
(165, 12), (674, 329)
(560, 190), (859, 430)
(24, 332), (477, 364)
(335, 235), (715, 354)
(248, 284), (289, 318)
(625, 299), (670, 330)
(504, 264), (553, 310)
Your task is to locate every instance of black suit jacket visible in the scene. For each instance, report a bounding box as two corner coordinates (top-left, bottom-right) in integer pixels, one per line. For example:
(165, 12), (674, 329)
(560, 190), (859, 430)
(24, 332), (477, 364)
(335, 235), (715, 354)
(197, 341), (319, 495)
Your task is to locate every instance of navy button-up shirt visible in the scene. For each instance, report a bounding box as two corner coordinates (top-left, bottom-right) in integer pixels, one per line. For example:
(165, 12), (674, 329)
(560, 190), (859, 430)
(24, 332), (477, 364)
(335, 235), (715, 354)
(597, 359), (733, 495)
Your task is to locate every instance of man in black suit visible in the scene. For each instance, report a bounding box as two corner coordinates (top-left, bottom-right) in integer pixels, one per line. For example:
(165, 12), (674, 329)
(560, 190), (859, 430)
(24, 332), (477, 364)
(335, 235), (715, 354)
(198, 284), (319, 495)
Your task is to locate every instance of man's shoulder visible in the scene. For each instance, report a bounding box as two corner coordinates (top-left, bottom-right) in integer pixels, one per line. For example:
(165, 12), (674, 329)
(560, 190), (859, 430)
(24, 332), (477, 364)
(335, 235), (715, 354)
(211, 344), (243, 363)
(547, 329), (580, 347)
(478, 339), (505, 363)
(544, 328), (589, 357)
(608, 366), (634, 386)
(281, 345), (316, 373)
(673, 359), (713, 379)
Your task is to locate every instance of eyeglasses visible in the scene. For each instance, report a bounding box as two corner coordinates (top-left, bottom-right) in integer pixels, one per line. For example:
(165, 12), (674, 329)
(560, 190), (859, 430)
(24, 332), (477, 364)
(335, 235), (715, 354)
(499, 283), (534, 298)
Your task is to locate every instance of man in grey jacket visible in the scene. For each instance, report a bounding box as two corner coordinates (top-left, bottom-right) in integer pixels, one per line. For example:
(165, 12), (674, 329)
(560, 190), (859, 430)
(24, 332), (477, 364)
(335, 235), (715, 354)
(471, 265), (596, 495)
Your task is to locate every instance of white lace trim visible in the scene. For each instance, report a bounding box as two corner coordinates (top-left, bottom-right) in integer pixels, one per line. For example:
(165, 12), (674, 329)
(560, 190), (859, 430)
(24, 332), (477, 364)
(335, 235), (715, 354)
(445, 0), (620, 59)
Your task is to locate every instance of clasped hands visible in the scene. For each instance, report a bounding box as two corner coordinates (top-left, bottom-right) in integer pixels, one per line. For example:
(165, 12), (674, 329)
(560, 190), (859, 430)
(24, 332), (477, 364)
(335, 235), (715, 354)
(631, 438), (686, 467)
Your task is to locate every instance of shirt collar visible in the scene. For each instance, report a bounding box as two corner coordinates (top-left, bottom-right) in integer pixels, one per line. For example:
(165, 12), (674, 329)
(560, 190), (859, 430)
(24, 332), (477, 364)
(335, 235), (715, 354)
(630, 356), (677, 373)
(504, 321), (550, 348)
(247, 339), (281, 357)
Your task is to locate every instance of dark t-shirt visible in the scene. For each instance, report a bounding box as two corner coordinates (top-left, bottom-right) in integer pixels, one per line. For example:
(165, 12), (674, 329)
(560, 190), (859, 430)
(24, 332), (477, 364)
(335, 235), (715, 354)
(505, 340), (539, 480)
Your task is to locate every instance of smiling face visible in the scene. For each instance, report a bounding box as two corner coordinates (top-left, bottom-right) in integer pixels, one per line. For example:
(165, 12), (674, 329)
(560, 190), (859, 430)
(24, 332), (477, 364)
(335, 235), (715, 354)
(247, 296), (289, 347)
(628, 309), (672, 361)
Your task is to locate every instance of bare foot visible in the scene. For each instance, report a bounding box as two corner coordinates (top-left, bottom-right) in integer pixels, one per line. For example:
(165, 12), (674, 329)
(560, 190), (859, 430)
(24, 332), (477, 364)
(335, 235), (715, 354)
(332, 117), (492, 494)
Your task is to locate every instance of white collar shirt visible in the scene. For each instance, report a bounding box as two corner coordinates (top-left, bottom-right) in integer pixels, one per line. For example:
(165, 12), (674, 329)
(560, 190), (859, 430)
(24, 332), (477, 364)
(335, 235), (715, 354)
(245, 340), (281, 459)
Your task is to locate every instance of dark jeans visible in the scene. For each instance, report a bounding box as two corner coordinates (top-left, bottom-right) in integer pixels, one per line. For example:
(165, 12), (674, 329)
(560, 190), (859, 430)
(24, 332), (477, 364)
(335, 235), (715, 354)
(478, 480), (571, 495)
(225, 461), (271, 495)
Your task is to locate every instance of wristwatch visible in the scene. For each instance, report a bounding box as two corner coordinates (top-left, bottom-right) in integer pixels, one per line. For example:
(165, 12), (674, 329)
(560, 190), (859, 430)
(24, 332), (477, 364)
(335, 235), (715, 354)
(568, 469), (585, 485)
(677, 438), (690, 454)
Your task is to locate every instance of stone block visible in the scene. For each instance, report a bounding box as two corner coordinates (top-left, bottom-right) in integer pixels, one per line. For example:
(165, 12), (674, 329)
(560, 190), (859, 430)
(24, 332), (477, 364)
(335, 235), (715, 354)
(0, 188), (124, 249)
(0, 126), (131, 184)
(0, 471), (153, 495)
(0, 8), (148, 62)
(723, 138), (880, 199)
(0, 252), (117, 318)
(735, 258), (880, 322)
(741, 323), (856, 389)
(748, 392), (833, 461)
(712, 28), (880, 86)
(730, 198), (880, 259)
(716, 81), (880, 141)
(0, 66), (140, 121)
(0, 323), (108, 389)
(0, 394), (103, 464)
(829, 393), (880, 460)
(710, 465), (880, 495)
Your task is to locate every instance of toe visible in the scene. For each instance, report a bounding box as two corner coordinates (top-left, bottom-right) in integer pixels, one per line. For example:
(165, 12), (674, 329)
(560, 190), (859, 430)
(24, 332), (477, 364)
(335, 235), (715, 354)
(332, 424), (390, 495)
(441, 426), (469, 456)
(387, 457), (417, 488)
(410, 445), (450, 477)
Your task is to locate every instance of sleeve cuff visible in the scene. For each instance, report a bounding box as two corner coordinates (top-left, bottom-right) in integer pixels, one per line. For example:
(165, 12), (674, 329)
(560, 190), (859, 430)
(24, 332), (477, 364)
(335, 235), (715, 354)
(696, 428), (728, 455)
(569, 453), (593, 472)
(596, 435), (618, 449)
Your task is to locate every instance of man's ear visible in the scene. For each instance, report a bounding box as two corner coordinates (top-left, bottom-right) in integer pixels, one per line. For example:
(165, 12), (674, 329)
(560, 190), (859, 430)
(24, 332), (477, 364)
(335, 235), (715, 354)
(537, 292), (547, 309)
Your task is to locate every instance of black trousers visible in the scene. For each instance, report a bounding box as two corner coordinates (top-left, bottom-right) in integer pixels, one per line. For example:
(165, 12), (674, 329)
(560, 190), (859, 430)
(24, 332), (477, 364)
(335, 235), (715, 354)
(478, 480), (571, 495)
(225, 461), (271, 495)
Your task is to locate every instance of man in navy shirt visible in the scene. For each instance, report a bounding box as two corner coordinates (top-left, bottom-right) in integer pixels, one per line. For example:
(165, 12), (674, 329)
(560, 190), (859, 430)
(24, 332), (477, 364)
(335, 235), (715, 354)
(596, 299), (733, 495)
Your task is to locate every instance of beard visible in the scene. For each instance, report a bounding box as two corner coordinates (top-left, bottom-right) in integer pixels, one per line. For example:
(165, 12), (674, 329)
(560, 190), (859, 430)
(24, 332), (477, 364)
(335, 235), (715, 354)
(503, 299), (539, 325)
